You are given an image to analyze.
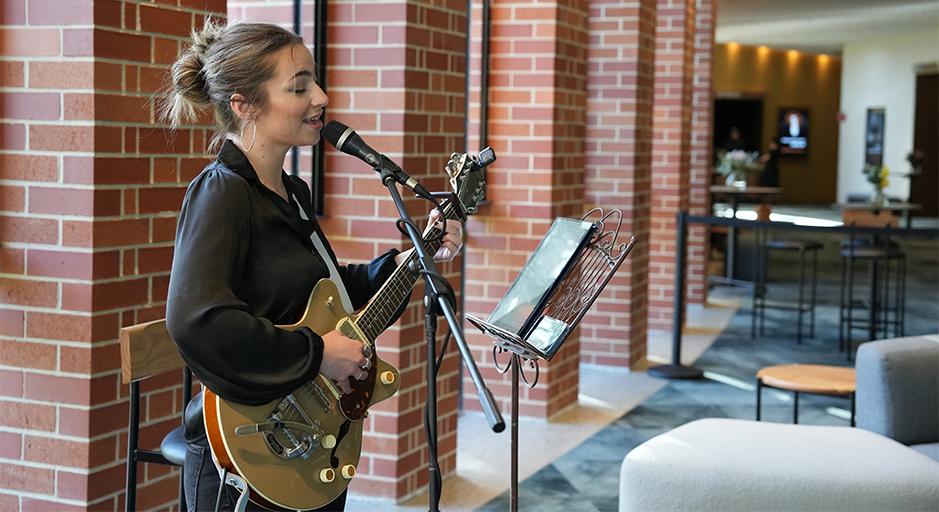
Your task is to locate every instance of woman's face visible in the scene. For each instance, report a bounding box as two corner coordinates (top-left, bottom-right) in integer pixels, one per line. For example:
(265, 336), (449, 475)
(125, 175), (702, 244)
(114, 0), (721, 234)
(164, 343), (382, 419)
(252, 44), (328, 150)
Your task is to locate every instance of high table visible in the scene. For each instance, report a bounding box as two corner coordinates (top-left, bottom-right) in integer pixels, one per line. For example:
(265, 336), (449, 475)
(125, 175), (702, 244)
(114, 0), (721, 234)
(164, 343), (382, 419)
(835, 202), (921, 229)
(709, 185), (783, 285)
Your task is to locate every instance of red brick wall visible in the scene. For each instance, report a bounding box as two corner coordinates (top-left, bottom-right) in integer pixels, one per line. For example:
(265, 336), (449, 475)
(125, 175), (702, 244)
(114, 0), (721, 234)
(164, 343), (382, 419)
(580, 0), (656, 368)
(227, 0), (469, 501)
(686, 0), (714, 304)
(0, 0), (224, 510)
(648, 0), (695, 331)
(464, 0), (589, 418)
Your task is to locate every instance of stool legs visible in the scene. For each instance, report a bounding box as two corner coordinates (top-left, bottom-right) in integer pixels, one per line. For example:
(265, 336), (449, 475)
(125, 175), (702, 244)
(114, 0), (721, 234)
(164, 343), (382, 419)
(797, 249), (805, 344)
(850, 392), (856, 427)
(756, 378), (763, 421)
(810, 249), (818, 338)
(838, 257), (848, 350)
(899, 258), (906, 336)
(793, 391), (799, 424)
(846, 252), (855, 361)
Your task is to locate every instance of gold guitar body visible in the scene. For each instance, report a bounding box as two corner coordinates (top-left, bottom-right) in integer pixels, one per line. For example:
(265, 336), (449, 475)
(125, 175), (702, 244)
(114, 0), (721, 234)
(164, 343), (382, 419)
(203, 278), (400, 511)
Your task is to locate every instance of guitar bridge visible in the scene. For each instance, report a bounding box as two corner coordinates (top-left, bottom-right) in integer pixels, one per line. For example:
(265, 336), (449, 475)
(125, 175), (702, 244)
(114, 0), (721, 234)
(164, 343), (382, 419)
(232, 394), (329, 461)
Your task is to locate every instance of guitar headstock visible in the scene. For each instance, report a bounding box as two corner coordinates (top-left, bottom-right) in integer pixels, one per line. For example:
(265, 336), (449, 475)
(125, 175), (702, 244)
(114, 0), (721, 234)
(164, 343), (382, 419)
(445, 147), (493, 216)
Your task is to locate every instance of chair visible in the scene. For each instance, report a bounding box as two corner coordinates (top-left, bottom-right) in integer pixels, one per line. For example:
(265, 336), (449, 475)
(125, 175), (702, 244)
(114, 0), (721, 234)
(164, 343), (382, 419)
(751, 229), (823, 343)
(120, 319), (191, 512)
(856, 335), (939, 461)
(839, 229), (906, 360)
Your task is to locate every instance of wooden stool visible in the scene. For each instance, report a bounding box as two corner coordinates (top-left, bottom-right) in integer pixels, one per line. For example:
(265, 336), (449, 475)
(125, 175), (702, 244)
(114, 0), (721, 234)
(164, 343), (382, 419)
(755, 364), (856, 426)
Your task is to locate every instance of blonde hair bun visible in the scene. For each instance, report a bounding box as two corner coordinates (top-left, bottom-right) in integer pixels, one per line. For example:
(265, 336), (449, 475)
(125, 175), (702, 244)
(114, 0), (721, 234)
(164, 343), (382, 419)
(160, 19), (303, 152)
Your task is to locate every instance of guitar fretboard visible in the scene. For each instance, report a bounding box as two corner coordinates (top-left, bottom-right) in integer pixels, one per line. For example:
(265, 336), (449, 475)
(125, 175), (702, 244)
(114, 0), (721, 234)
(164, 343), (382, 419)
(354, 200), (461, 341)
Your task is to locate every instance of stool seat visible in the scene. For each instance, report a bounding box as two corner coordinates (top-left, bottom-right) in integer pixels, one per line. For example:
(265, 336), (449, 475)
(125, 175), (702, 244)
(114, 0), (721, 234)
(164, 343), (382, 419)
(756, 364), (856, 395)
(160, 425), (187, 466)
(840, 246), (905, 259)
(841, 238), (900, 249)
(766, 239), (823, 251)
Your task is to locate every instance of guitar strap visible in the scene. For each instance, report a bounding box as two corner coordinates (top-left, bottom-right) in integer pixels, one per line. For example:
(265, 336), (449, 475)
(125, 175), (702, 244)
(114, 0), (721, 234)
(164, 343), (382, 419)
(291, 194), (355, 313)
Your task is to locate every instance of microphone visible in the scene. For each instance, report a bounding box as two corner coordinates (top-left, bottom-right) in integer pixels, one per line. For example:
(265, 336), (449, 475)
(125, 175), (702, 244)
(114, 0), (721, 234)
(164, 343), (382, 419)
(323, 121), (435, 202)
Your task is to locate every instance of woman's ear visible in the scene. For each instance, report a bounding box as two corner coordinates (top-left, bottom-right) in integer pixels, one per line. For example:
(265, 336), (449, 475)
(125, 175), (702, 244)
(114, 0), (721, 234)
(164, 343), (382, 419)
(229, 93), (255, 122)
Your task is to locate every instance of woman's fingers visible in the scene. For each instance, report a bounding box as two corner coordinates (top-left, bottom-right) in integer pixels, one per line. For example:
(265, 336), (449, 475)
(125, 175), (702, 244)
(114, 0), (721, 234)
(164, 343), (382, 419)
(335, 379), (352, 394)
(428, 210), (465, 262)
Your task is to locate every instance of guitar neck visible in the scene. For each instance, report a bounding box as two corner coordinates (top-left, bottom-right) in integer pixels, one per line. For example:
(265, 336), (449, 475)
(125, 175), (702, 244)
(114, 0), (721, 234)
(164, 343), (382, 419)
(354, 201), (462, 341)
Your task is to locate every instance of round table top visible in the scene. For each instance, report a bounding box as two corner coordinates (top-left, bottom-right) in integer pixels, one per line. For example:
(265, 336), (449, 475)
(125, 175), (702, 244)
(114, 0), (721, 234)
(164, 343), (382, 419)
(756, 364), (856, 395)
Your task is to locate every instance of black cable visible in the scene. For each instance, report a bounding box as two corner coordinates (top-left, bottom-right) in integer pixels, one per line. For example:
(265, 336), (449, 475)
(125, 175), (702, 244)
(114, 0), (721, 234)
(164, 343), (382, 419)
(422, 328), (451, 507)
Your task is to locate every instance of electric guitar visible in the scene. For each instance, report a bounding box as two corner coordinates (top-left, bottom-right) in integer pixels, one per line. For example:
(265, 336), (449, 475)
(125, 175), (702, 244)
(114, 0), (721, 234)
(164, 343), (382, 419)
(203, 151), (488, 510)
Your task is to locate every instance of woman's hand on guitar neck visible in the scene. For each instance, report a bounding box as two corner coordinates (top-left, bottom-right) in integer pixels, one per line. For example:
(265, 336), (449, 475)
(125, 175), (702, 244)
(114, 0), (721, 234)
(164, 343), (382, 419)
(429, 208), (463, 263)
(320, 330), (370, 394)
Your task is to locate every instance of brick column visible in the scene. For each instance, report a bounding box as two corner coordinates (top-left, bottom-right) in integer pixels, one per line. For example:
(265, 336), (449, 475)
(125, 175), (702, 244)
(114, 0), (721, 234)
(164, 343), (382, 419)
(579, 0), (656, 368)
(464, 1), (589, 418)
(226, 0), (469, 502)
(648, 0), (695, 331)
(0, 1), (224, 510)
(686, 0), (715, 304)
(317, 2), (468, 502)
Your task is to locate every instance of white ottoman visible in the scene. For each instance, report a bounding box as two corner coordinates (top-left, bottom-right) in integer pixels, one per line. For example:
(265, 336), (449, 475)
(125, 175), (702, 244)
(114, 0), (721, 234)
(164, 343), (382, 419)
(619, 418), (939, 511)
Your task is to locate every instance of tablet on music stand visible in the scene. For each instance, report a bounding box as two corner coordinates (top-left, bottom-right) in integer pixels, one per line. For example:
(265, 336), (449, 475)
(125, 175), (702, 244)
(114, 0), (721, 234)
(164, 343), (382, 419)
(467, 217), (598, 360)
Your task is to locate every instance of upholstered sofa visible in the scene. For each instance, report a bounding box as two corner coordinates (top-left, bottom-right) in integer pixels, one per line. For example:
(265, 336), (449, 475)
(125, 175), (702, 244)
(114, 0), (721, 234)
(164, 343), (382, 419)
(619, 335), (939, 511)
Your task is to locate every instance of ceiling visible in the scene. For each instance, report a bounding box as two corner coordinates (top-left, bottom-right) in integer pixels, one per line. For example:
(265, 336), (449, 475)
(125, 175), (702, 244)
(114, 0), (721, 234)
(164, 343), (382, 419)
(716, 0), (939, 54)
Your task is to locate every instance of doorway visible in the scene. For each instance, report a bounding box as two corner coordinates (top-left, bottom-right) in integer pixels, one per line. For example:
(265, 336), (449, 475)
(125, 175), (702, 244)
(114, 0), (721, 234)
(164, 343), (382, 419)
(910, 72), (937, 217)
(714, 97), (764, 153)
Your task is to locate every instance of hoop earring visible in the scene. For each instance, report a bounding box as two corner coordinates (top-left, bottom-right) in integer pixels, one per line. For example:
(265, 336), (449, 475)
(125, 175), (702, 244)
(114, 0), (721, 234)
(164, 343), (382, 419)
(240, 120), (256, 152)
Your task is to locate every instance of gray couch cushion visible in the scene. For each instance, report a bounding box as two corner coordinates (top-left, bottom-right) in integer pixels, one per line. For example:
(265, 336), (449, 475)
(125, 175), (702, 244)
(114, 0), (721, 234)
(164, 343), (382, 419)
(911, 443), (939, 463)
(619, 419), (939, 512)
(856, 335), (939, 445)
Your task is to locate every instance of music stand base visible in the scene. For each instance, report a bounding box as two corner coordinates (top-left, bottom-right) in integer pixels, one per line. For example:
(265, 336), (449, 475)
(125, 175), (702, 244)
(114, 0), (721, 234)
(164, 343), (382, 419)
(647, 364), (704, 380)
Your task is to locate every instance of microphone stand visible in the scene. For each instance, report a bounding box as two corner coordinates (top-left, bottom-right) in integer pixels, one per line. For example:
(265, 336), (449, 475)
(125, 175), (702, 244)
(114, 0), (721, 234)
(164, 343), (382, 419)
(378, 167), (505, 512)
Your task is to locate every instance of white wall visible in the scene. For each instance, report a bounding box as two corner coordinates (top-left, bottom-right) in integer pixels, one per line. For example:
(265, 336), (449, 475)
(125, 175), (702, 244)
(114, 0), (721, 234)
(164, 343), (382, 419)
(837, 29), (939, 203)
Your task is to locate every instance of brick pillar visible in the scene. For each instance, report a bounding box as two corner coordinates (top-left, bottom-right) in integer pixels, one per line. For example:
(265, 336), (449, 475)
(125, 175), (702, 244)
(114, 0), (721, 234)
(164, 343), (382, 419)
(686, 0), (715, 304)
(464, 1), (589, 418)
(226, 0), (468, 502)
(0, 1), (224, 510)
(316, 2), (468, 502)
(648, 0), (695, 331)
(579, 0), (656, 368)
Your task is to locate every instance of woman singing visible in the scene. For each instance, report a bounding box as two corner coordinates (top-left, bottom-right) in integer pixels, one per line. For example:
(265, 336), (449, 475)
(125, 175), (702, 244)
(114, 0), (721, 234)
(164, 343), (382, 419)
(162, 20), (462, 511)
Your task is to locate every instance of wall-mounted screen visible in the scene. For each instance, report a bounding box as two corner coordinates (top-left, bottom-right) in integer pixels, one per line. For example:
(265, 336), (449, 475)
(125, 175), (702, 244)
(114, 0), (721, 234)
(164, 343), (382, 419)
(777, 108), (809, 155)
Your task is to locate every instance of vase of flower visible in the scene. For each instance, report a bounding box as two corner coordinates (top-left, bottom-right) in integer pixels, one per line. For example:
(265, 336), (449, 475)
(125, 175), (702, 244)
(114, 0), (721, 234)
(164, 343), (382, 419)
(717, 150), (762, 189)
(869, 188), (888, 207)
(862, 164), (890, 207)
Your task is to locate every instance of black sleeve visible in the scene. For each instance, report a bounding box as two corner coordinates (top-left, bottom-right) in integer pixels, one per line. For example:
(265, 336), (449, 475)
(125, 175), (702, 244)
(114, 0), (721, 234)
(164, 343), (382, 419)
(286, 174), (409, 328)
(166, 169), (323, 405)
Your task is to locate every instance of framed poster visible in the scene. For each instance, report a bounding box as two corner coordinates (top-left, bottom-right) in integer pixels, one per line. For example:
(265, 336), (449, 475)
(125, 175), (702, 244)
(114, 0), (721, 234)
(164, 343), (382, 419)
(865, 108), (885, 166)
(777, 108), (809, 155)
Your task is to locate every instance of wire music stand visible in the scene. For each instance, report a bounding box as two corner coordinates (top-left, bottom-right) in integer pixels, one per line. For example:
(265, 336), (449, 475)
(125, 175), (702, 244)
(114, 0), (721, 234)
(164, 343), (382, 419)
(467, 208), (636, 512)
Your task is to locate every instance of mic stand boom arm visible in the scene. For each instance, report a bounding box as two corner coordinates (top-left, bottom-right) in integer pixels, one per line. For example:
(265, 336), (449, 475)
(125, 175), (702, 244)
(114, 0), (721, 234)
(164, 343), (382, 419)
(378, 166), (505, 512)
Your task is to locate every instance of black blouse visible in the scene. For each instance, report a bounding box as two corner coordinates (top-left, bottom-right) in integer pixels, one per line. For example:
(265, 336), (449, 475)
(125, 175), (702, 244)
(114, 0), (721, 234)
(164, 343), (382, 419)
(166, 140), (401, 405)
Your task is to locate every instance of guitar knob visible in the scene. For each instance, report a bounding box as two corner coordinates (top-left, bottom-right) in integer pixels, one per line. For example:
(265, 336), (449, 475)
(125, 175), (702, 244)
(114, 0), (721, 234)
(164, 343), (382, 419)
(341, 464), (356, 479)
(321, 434), (337, 449)
(380, 371), (396, 385)
(319, 468), (335, 483)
